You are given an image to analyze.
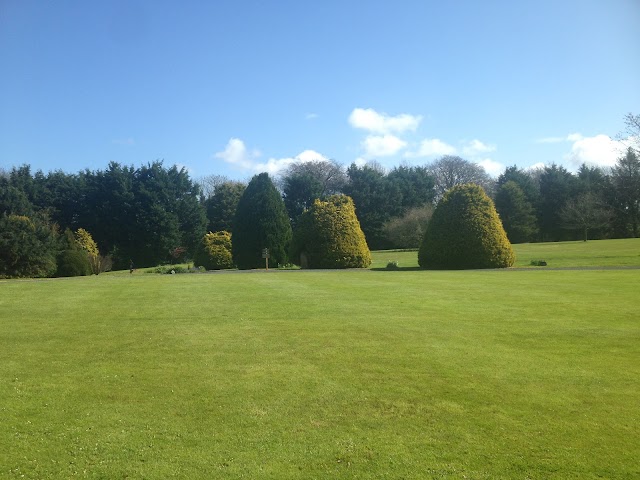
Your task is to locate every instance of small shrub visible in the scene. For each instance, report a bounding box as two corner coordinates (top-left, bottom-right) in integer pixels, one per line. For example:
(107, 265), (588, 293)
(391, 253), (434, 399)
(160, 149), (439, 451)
(56, 249), (92, 277)
(145, 265), (188, 274)
(386, 261), (400, 270)
(530, 260), (548, 266)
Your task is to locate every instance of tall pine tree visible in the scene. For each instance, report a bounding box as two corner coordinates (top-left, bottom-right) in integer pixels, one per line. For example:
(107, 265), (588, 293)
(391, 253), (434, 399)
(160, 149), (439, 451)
(232, 173), (292, 269)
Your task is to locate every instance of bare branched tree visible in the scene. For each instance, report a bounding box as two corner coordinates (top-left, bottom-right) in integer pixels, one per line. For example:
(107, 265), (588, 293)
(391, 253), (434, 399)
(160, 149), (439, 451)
(427, 155), (494, 200)
(560, 192), (612, 241)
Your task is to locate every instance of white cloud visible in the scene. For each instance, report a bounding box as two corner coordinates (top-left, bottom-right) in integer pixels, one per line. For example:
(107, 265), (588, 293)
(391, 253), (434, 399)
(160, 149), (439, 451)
(305, 113), (319, 120)
(362, 134), (407, 157)
(255, 150), (330, 175)
(405, 138), (457, 157)
(463, 139), (496, 156)
(354, 157), (368, 167)
(476, 158), (505, 177)
(216, 139), (329, 175)
(564, 134), (623, 168)
(349, 108), (422, 134)
(214, 138), (261, 170)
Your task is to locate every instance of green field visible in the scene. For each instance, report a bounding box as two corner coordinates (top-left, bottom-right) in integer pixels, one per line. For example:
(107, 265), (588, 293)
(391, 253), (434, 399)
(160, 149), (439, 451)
(372, 238), (640, 269)
(1, 240), (639, 478)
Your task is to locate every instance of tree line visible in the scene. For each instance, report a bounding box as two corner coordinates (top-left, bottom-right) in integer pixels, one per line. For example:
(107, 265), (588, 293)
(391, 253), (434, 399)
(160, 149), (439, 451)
(1, 116), (639, 277)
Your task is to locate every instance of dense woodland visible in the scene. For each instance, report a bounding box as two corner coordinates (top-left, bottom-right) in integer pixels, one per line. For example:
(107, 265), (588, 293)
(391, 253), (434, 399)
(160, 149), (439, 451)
(1, 116), (639, 278)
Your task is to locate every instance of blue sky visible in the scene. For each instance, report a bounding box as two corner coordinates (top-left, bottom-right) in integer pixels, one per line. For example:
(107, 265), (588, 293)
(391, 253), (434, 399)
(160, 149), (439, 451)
(1, 0), (638, 181)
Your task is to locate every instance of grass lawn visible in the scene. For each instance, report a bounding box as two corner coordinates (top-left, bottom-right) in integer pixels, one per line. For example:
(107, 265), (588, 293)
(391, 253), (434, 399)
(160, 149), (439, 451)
(1, 244), (639, 478)
(371, 238), (640, 269)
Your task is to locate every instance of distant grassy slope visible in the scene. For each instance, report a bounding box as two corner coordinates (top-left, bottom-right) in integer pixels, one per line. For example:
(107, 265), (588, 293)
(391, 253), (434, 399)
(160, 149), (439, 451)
(371, 238), (640, 269)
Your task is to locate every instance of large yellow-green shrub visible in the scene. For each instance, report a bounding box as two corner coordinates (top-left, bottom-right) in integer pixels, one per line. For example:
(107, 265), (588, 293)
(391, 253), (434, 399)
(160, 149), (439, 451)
(291, 195), (371, 269)
(418, 183), (515, 269)
(194, 231), (234, 270)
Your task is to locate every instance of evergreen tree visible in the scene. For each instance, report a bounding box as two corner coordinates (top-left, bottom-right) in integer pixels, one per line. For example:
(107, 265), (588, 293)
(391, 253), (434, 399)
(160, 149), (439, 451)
(233, 173), (292, 269)
(205, 181), (246, 233)
(538, 164), (578, 241)
(343, 163), (401, 250)
(610, 147), (640, 237)
(0, 213), (59, 278)
(419, 184), (515, 269)
(494, 181), (538, 243)
(291, 195), (371, 268)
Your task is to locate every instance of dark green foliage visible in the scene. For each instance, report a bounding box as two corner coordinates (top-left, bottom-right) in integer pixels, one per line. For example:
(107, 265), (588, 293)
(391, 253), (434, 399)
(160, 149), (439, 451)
(193, 231), (234, 270)
(204, 181), (246, 233)
(343, 163), (436, 249)
(283, 172), (324, 223)
(79, 162), (206, 269)
(387, 165), (436, 210)
(609, 148), (640, 237)
(344, 163), (402, 250)
(419, 184), (515, 269)
(538, 164), (579, 241)
(497, 165), (540, 206)
(55, 229), (92, 277)
(0, 214), (59, 278)
(291, 195), (371, 269)
(0, 178), (34, 216)
(233, 173), (292, 269)
(281, 160), (347, 224)
(56, 250), (92, 277)
(495, 181), (538, 243)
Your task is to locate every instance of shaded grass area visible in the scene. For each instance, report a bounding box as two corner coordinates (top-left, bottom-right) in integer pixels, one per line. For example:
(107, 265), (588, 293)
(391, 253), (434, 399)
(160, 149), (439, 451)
(371, 238), (640, 269)
(1, 269), (639, 478)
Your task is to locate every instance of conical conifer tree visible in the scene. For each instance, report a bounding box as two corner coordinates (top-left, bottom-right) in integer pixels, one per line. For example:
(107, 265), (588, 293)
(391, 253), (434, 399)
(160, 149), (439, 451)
(232, 173), (292, 269)
(418, 183), (515, 269)
(291, 195), (371, 268)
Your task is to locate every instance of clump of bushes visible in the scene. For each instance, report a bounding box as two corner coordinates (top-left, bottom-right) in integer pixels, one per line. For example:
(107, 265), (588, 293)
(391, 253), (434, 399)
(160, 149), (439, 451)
(530, 260), (547, 266)
(418, 183), (515, 269)
(193, 231), (234, 270)
(291, 195), (371, 269)
(386, 260), (400, 270)
(146, 265), (189, 274)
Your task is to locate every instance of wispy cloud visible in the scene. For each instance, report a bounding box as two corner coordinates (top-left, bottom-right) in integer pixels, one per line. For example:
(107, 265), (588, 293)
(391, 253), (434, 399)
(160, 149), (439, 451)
(305, 113), (319, 120)
(462, 139), (496, 156)
(405, 138), (457, 158)
(214, 138), (329, 175)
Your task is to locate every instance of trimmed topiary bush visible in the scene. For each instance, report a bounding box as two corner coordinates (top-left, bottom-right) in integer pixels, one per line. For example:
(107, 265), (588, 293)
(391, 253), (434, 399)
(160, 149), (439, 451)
(193, 231), (234, 270)
(418, 183), (515, 269)
(291, 195), (371, 269)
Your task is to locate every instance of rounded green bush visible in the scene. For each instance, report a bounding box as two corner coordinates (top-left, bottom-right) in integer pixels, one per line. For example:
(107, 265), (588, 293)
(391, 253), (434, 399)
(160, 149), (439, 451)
(193, 231), (234, 270)
(418, 183), (515, 269)
(56, 249), (92, 277)
(291, 195), (371, 269)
